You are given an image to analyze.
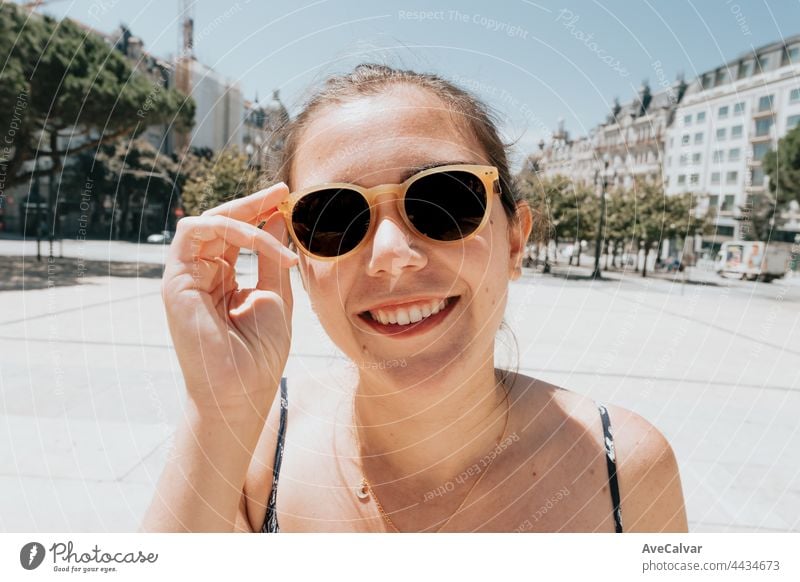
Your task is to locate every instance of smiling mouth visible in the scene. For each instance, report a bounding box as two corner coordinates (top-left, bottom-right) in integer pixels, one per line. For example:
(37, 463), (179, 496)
(357, 295), (461, 334)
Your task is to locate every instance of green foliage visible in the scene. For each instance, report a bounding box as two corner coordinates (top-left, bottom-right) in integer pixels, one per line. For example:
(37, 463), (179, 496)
(763, 125), (800, 206)
(61, 137), (180, 239)
(0, 3), (194, 185)
(515, 164), (710, 277)
(180, 148), (260, 217)
(758, 124), (800, 240)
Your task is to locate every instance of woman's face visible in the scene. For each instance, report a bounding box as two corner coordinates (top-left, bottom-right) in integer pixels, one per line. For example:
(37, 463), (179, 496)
(291, 84), (530, 387)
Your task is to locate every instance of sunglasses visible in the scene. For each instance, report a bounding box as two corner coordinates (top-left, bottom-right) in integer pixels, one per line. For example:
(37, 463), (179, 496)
(278, 164), (501, 260)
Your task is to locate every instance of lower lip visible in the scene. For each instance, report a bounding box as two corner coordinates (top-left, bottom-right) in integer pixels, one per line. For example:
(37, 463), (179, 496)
(358, 296), (460, 338)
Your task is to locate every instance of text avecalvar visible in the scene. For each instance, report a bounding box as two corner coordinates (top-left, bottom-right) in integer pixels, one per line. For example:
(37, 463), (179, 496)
(642, 544), (702, 554)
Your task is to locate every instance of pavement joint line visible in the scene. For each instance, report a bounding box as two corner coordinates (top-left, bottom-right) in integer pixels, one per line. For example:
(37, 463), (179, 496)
(0, 291), (162, 326)
(115, 431), (176, 483)
(517, 367), (799, 394)
(592, 286), (800, 359)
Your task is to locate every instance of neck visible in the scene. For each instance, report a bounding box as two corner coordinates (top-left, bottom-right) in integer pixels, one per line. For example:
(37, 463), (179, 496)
(352, 361), (511, 494)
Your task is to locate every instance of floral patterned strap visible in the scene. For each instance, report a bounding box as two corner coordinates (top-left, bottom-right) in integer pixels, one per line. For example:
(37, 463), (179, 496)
(261, 377), (288, 533)
(598, 403), (623, 533)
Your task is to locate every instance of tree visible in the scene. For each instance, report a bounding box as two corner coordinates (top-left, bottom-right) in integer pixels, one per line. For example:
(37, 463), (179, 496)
(0, 4), (194, 221)
(759, 124), (800, 240)
(605, 187), (636, 269)
(630, 179), (666, 278)
(515, 169), (574, 270)
(180, 147), (260, 217)
(99, 138), (181, 240)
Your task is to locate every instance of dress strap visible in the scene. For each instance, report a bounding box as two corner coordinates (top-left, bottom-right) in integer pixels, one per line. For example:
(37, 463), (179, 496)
(598, 403), (623, 533)
(261, 376), (288, 533)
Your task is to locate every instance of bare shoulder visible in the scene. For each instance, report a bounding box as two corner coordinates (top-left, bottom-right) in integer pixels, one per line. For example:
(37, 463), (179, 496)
(601, 403), (688, 532)
(508, 373), (688, 532)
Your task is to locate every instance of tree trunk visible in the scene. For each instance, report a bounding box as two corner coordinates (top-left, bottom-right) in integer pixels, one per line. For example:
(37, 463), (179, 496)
(634, 240), (641, 272)
(543, 238), (551, 273)
(553, 236), (559, 264)
(642, 242), (650, 278)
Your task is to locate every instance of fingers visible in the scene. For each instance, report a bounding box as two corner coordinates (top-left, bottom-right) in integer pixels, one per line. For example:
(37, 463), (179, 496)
(201, 182), (291, 225)
(173, 214), (298, 270)
(257, 212), (294, 299)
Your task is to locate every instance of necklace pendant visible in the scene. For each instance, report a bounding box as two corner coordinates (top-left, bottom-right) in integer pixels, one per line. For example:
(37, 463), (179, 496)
(356, 477), (370, 500)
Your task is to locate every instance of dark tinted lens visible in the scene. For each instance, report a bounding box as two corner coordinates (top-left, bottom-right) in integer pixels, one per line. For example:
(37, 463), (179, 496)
(404, 171), (487, 241)
(291, 188), (370, 257)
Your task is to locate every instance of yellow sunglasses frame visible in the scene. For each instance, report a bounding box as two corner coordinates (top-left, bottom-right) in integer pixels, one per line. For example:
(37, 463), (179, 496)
(277, 164), (501, 261)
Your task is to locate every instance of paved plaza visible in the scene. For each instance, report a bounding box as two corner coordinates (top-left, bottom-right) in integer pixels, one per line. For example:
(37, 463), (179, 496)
(1, 239), (799, 532)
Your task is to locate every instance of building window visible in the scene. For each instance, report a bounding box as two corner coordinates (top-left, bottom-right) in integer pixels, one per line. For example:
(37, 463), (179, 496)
(758, 95), (774, 112)
(684, 114), (692, 125)
(709, 194), (719, 207)
(726, 171), (738, 184)
(753, 142), (771, 160)
(690, 173), (700, 185)
(731, 125), (743, 138)
(696, 111), (706, 123)
(783, 46), (800, 66)
(679, 154), (688, 166)
(692, 153), (702, 164)
(791, 88), (800, 104)
(755, 117), (773, 137)
(711, 172), (721, 184)
(718, 105), (729, 119)
(751, 167), (765, 186)
(757, 54), (770, 72)
(701, 73), (712, 90)
(787, 114), (800, 129)
(713, 149), (724, 163)
(722, 194), (736, 211)
(694, 132), (703, 144)
(681, 134), (690, 145)
(715, 69), (727, 86)
(734, 102), (745, 116)
(716, 128), (727, 140)
(677, 174), (686, 185)
(737, 61), (752, 79)
(728, 148), (741, 162)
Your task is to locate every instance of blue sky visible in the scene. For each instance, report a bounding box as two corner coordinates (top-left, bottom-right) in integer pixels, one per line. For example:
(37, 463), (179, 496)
(24, 0), (800, 167)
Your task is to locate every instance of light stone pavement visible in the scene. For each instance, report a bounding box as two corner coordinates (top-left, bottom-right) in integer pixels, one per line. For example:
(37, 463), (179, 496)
(1, 239), (798, 532)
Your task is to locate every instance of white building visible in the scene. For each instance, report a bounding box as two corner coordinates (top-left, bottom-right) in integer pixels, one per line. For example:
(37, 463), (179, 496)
(175, 58), (244, 153)
(532, 79), (686, 190)
(664, 36), (800, 243)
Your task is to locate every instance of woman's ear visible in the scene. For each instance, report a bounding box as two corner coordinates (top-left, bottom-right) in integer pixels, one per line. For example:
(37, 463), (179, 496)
(508, 200), (533, 281)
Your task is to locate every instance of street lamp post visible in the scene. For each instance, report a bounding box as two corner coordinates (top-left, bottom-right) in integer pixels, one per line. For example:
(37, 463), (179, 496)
(592, 156), (610, 279)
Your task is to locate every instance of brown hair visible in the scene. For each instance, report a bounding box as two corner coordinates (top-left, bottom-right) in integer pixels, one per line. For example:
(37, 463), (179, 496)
(273, 63), (520, 225)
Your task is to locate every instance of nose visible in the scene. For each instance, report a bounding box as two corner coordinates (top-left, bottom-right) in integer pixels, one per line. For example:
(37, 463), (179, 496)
(365, 199), (427, 278)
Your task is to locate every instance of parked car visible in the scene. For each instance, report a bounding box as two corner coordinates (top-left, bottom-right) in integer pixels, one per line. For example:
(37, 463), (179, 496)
(146, 230), (175, 244)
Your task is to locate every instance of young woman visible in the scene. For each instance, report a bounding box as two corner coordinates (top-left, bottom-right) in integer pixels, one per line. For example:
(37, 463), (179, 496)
(142, 64), (688, 533)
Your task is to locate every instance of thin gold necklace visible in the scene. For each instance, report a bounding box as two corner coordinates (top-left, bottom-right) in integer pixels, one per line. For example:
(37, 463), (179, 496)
(352, 375), (511, 533)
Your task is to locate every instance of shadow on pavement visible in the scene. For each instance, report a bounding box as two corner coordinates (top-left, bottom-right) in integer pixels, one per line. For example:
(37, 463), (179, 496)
(0, 255), (164, 291)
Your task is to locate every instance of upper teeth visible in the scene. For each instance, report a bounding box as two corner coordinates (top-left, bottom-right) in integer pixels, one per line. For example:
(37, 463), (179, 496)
(367, 298), (450, 325)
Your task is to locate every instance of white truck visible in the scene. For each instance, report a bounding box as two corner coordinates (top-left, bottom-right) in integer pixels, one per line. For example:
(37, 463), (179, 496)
(714, 241), (791, 282)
